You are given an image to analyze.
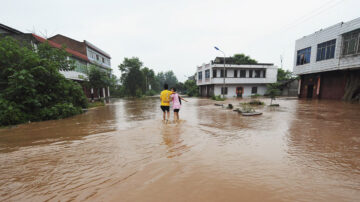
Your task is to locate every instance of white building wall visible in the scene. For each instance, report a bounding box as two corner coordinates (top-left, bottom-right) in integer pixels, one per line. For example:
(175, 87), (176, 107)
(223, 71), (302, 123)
(293, 17), (360, 75)
(196, 63), (277, 86)
(60, 70), (87, 81)
(214, 84), (267, 98)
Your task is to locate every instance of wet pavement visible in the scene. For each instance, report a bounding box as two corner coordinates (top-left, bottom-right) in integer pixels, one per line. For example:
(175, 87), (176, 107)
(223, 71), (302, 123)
(0, 98), (359, 202)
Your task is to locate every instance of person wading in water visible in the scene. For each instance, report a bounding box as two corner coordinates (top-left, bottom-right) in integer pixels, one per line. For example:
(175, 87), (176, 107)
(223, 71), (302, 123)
(160, 84), (172, 123)
(170, 87), (188, 123)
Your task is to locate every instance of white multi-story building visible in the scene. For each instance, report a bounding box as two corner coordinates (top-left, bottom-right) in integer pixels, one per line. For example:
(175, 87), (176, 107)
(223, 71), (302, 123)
(293, 17), (360, 100)
(196, 57), (277, 98)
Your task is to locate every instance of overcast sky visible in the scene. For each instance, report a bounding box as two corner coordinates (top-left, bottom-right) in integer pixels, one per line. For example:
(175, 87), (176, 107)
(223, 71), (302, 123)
(2, 0), (359, 81)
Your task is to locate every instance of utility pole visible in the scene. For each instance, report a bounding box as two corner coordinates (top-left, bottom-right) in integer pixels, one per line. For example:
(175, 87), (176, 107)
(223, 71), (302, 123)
(214, 46), (226, 98)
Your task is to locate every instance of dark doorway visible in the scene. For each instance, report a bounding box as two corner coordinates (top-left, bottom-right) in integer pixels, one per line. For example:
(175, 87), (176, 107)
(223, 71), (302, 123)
(307, 85), (314, 98)
(236, 87), (243, 98)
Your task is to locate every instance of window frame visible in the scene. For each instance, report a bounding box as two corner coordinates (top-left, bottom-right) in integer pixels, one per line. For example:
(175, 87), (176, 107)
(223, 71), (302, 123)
(205, 69), (210, 79)
(240, 70), (246, 78)
(342, 30), (360, 57)
(251, 86), (258, 94)
(213, 69), (217, 78)
(198, 71), (202, 80)
(296, 47), (311, 66)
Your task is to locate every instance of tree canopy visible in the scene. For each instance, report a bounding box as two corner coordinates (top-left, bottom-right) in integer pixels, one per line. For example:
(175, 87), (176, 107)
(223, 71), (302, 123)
(232, 54), (258, 64)
(0, 37), (87, 126)
(277, 68), (294, 82)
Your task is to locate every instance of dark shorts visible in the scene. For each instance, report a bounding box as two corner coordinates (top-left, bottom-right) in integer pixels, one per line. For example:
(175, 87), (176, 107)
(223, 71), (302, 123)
(161, 106), (170, 112)
(174, 109), (180, 112)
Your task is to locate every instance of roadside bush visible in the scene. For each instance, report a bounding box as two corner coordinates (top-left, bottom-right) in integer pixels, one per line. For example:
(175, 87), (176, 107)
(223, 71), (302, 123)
(211, 95), (226, 101)
(248, 99), (264, 105)
(0, 37), (88, 126)
(0, 99), (27, 126)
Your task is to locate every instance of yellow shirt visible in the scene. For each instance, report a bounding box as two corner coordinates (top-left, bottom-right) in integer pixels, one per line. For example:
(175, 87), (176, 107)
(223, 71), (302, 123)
(160, 90), (172, 106)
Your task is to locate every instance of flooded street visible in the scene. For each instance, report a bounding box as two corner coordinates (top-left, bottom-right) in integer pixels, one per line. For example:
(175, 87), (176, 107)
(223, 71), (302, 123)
(0, 98), (359, 202)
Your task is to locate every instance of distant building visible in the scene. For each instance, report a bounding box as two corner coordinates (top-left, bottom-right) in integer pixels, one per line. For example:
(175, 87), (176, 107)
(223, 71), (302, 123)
(293, 17), (360, 100)
(48, 34), (111, 74)
(48, 34), (112, 99)
(196, 57), (277, 97)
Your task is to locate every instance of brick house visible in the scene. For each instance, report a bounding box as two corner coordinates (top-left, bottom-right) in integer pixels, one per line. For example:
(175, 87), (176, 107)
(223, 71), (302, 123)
(48, 34), (112, 100)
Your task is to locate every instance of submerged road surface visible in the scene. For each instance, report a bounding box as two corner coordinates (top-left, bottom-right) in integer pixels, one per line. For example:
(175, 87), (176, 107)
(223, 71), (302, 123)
(0, 98), (359, 202)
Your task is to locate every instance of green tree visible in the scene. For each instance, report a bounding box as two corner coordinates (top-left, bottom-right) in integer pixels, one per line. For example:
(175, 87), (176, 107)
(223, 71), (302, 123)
(118, 57), (145, 97)
(266, 83), (281, 105)
(184, 75), (199, 97)
(277, 68), (294, 82)
(232, 54), (258, 64)
(86, 65), (111, 97)
(0, 37), (87, 126)
(156, 70), (178, 90)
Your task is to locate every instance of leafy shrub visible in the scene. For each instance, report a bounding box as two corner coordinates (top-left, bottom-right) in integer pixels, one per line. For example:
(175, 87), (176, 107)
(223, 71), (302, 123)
(211, 95), (226, 101)
(0, 37), (88, 126)
(250, 94), (261, 99)
(248, 99), (264, 105)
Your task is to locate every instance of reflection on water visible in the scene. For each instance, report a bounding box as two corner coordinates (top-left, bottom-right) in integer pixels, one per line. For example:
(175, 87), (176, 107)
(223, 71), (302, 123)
(0, 98), (359, 201)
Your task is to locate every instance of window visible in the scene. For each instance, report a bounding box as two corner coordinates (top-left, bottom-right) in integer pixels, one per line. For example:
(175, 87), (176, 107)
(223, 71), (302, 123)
(96, 54), (99, 61)
(220, 69), (227, 77)
(240, 70), (246, 78)
(249, 70), (253, 78)
(251, 87), (258, 94)
(342, 30), (360, 56)
(316, 39), (336, 61)
(255, 70), (261, 78)
(205, 69), (210, 79)
(213, 69), (217, 78)
(198, 72), (202, 80)
(102, 57), (105, 63)
(263, 70), (266, 78)
(221, 87), (228, 95)
(234, 70), (237, 78)
(296, 47), (311, 65)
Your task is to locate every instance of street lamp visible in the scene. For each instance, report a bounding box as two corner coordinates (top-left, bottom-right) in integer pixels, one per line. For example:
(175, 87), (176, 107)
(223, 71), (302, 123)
(214, 46), (226, 98)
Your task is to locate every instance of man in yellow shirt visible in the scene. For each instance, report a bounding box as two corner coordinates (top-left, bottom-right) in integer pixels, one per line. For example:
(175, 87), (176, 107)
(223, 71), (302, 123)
(160, 83), (172, 122)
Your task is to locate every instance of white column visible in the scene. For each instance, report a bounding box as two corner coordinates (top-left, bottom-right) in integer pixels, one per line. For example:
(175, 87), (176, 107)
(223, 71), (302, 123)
(107, 86), (110, 97)
(102, 88), (106, 98)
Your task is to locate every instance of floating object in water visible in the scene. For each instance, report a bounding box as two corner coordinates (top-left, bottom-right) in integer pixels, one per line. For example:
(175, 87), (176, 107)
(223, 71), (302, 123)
(214, 104), (224, 106)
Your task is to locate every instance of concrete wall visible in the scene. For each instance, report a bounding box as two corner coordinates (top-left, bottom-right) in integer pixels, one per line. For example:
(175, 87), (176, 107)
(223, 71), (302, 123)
(293, 17), (360, 75)
(214, 84), (267, 98)
(197, 63), (277, 86)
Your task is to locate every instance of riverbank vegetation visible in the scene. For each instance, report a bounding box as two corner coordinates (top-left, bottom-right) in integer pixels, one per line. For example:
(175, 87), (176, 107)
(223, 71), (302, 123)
(0, 37), (88, 126)
(114, 57), (198, 98)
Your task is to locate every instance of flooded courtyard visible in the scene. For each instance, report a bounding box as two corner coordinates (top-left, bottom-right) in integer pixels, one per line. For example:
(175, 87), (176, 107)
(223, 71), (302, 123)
(0, 98), (359, 202)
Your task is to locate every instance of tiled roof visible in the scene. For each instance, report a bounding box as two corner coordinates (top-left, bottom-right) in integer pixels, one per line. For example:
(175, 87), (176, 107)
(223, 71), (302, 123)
(32, 34), (89, 62)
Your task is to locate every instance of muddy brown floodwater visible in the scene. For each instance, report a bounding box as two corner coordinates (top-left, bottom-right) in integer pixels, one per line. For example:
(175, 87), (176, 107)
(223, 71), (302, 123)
(0, 98), (359, 202)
